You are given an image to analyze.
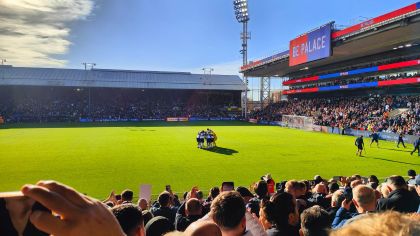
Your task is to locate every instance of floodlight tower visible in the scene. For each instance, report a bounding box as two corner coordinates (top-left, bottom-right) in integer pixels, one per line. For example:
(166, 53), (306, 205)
(233, 0), (250, 118)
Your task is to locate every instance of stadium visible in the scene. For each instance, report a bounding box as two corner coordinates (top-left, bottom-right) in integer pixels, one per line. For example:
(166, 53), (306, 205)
(0, 1), (420, 236)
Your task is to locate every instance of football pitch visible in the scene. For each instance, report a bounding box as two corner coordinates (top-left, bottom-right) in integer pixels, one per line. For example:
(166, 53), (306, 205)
(0, 121), (419, 199)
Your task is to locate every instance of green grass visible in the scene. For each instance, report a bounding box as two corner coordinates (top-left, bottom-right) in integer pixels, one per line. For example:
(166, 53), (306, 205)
(0, 121), (418, 199)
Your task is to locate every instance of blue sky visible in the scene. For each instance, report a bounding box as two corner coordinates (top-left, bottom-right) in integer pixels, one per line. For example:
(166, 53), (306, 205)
(0, 0), (416, 77)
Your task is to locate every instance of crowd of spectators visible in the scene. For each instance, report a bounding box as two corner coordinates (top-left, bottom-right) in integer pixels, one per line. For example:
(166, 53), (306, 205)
(0, 90), (241, 123)
(5, 171), (420, 236)
(251, 95), (420, 135)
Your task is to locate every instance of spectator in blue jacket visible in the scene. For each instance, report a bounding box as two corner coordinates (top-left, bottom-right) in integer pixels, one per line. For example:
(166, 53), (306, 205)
(332, 185), (376, 229)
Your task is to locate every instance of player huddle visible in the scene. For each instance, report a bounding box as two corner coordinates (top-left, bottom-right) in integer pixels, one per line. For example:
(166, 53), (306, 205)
(196, 128), (217, 149)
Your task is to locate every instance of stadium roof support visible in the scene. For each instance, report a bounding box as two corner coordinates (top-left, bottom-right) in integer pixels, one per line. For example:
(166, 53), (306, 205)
(260, 77), (271, 107)
(0, 67), (246, 91)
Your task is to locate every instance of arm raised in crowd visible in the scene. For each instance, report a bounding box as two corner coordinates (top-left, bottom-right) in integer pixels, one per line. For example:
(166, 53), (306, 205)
(21, 181), (126, 236)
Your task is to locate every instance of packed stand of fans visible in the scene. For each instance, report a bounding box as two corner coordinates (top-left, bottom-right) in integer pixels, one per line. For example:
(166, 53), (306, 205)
(8, 171), (420, 236)
(251, 95), (420, 135)
(0, 88), (241, 122)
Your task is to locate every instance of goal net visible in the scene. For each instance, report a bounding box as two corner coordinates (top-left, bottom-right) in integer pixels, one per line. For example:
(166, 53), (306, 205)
(282, 115), (314, 131)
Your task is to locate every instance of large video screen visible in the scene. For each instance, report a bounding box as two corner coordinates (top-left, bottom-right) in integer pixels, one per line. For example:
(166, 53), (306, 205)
(289, 23), (332, 66)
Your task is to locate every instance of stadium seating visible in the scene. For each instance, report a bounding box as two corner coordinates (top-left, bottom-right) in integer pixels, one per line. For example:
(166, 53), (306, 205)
(251, 95), (420, 136)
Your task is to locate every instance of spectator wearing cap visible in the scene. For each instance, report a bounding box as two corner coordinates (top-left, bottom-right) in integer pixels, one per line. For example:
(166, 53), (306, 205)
(150, 191), (177, 225)
(377, 175), (420, 213)
(407, 170), (417, 185)
(112, 204), (145, 236)
(175, 198), (202, 231)
(332, 185), (376, 228)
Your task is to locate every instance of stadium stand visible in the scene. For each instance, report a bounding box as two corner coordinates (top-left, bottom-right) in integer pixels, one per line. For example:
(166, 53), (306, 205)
(242, 2), (420, 145)
(250, 95), (420, 135)
(0, 69), (245, 123)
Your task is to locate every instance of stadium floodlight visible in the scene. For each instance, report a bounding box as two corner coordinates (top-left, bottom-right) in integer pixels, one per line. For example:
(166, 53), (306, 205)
(233, 0), (250, 119)
(233, 0), (249, 23)
(0, 59), (6, 65)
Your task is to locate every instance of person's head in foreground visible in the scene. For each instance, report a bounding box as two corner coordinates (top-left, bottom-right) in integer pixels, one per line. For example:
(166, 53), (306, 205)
(300, 205), (330, 236)
(145, 216), (173, 236)
(330, 211), (420, 236)
(260, 192), (299, 235)
(184, 221), (222, 236)
(112, 203), (145, 236)
(352, 185), (376, 213)
(210, 191), (246, 236)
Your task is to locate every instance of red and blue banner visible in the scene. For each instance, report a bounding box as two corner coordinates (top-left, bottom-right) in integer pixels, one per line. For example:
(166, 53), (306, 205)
(283, 77), (420, 95)
(289, 23), (333, 66)
(284, 59), (420, 85)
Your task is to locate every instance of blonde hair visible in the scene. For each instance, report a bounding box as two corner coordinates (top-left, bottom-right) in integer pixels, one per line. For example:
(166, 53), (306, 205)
(330, 211), (420, 236)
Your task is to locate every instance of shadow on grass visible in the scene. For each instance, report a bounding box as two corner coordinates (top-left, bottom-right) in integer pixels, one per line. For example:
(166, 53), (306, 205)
(378, 147), (412, 153)
(363, 156), (420, 166)
(0, 121), (255, 129)
(203, 146), (238, 156)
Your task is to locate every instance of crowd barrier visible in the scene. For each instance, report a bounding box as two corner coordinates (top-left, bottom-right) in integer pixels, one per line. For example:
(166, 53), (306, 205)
(250, 118), (419, 144)
(77, 117), (239, 123)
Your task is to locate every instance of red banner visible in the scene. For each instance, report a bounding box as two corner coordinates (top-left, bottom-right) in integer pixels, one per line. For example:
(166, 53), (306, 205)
(378, 59), (420, 71)
(333, 3), (418, 38)
(378, 77), (420, 87)
(282, 87), (319, 95)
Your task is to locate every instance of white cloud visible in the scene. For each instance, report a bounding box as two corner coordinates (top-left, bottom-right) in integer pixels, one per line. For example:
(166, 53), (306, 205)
(0, 0), (94, 67)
